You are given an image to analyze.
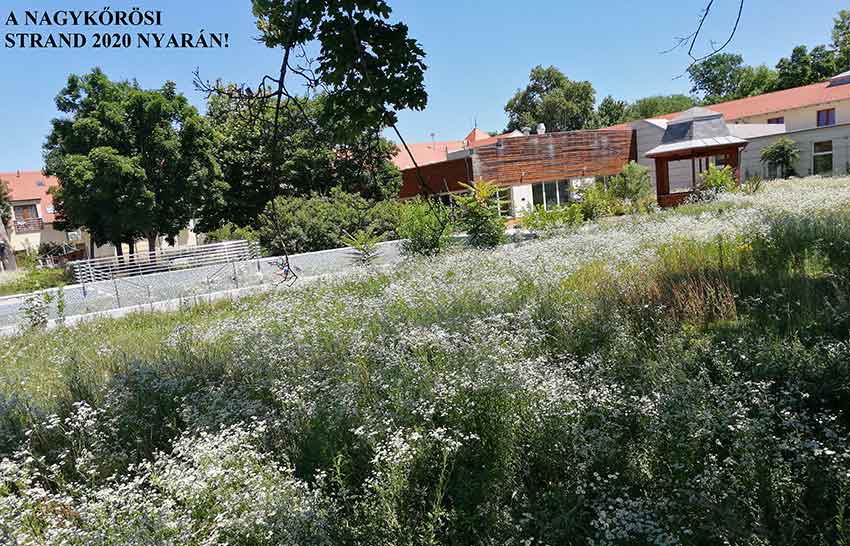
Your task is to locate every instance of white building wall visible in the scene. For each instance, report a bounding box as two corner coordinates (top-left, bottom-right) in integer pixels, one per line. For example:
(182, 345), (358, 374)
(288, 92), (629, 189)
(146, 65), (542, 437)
(741, 123), (850, 179)
(633, 120), (699, 193)
(511, 184), (534, 216)
(734, 99), (850, 132)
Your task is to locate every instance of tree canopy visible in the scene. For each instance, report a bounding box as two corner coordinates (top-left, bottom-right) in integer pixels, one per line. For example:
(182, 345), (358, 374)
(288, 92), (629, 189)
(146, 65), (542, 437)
(685, 9), (848, 103)
(44, 68), (224, 253)
(624, 95), (696, 121)
(504, 66), (595, 132)
(199, 90), (401, 231)
(0, 179), (14, 272)
(0, 179), (10, 227)
(687, 53), (746, 103)
(834, 10), (850, 72)
(250, 0), (427, 134)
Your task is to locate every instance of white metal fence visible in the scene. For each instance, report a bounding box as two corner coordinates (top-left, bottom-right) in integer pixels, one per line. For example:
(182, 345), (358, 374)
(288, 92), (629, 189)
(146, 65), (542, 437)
(69, 240), (261, 283)
(0, 240), (404, 332)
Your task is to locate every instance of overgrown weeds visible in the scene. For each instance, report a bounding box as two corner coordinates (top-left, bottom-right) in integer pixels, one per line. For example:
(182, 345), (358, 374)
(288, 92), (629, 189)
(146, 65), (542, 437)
(4, 179), (850, 544)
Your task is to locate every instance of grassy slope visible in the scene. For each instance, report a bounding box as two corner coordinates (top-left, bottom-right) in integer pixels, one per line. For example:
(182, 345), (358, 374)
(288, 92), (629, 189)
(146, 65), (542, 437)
(3, 177), (850, 544)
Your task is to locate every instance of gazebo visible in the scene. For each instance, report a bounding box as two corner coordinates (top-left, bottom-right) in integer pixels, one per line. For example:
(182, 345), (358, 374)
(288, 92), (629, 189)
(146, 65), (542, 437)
(646, 107), (748, 207)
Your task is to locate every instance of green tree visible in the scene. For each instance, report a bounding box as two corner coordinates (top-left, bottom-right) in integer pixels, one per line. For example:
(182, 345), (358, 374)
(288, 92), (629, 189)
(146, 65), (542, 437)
(608, 161), (652, 202)
(833, 9), (850, 72)
(52, 148), (154, 255)
(247, 0), (427, 134)
(593, 95), (629, 128)
(810, 45), (838, 81)
(0, 178), (15, 272)
(196, 0), (420, 233)
(504, 65), (596, 132)
(453, 180), (506, 248)
(201, 91), (401, 231)
(736, 64), (779, 98)
(625, 95), (695, 120)
(760, 137), (800, 179)
(44, 68), (224, 254)
(688, 53), (746, 102)
(775, 45), (818, 89)
(0, 179), (10, 228)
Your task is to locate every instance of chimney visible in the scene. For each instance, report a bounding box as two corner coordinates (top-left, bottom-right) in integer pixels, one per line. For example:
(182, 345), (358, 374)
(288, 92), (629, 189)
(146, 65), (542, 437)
(521, 126), (531, 136)
(536, 123), (546, 135)
(16, 170), (21, 178)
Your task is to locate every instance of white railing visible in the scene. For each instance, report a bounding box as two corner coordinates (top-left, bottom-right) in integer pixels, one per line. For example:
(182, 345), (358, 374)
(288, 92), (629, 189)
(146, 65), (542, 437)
(68, 240), (260, 283)
(13, 218), (43, 234)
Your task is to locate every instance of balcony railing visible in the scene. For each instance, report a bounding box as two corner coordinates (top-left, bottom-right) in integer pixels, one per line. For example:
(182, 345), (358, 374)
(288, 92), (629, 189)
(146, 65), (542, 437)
(13, 218), (44, 234)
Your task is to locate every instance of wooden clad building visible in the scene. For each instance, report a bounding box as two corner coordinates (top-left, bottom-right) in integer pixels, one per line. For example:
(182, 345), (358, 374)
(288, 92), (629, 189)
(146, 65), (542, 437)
(397, 128), (636, 215)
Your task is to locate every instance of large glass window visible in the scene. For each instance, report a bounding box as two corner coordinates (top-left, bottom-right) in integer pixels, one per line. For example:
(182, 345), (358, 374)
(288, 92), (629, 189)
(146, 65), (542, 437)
(767, 117), (784, 125)
(531, 181), (570, 210)
(813, 140), (833, 175)
(532, 183), (544, 208)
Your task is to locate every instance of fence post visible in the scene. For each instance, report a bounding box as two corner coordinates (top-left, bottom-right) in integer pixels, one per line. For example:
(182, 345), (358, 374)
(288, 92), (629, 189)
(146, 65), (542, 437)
(113, 278), (121, 308)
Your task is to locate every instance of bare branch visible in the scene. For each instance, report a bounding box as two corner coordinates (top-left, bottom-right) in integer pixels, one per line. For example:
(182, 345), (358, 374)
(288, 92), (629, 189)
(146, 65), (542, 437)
(663, 0), (745, 71)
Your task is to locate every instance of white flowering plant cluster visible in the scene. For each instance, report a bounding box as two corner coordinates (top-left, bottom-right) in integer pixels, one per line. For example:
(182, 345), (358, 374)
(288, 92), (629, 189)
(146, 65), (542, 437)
(3, 177), (850, 545)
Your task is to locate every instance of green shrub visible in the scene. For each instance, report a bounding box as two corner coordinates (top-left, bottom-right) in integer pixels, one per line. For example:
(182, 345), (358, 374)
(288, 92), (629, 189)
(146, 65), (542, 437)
(396, 197), (453, 257)
(453, 180), (506, 248)
(519, 203), (584, 231)
(201, 223), (260, 245)
(577, 182), (619, 220)
(0, 266), (70, 296)
(608, 160), (652, 202)
(695, 164), (737, 200)
(341, 227), (384, 267)
(760, 136), (800, 179)
(258, 188), (398, 255)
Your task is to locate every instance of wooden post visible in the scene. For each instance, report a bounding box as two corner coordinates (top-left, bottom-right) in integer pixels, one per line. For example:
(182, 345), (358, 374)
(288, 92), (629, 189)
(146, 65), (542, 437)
(655, 158), (670, 196)
(729, 146), (741, 185)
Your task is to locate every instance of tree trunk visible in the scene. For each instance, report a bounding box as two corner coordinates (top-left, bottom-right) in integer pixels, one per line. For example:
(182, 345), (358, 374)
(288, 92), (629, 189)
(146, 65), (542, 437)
(128, 240), (137, 273)
(146, 233), (158, 269)
(0, 221), (16, 272)
(114, 241), (125, 269)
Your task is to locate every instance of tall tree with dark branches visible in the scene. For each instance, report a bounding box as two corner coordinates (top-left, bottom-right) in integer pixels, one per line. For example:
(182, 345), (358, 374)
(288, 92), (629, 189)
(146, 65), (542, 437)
(194, 0), (428, 230)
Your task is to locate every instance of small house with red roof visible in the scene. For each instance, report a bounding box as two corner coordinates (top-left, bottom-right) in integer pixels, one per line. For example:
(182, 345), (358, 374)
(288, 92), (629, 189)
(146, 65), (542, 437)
(0, 171), (77, 255)
(0, 170), (198, 259)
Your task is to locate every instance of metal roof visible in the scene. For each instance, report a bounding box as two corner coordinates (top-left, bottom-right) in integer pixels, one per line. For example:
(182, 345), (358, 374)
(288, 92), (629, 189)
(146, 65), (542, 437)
(645, 108), (747, 158)
(646, 136), (748, 158)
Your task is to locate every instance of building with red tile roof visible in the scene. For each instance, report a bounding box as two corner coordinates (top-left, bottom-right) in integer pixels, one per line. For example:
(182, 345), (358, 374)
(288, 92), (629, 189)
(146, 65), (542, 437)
(395, 71), (850, 210)
(1, 171), (59, 223)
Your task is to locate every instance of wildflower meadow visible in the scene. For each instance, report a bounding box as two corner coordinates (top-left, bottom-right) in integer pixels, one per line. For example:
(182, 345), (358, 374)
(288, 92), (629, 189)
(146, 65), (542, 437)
(3, 177), (850, 545)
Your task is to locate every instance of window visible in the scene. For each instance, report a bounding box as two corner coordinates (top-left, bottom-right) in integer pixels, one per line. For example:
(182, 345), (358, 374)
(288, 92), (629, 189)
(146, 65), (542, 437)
(767, 117), (784, 125)
(766, 162), (779, 180)
(817, 108), (836, 127)
(531, 180), (571, 210)
(13, 204), (38, 220)
(813, 140), (833, 176)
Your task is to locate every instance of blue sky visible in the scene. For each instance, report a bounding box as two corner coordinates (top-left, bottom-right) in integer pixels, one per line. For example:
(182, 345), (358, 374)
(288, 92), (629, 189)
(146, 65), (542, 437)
(0, 0), (844, 171)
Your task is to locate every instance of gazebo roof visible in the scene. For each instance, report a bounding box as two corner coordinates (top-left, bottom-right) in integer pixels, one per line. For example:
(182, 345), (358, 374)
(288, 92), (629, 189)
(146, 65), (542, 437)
(646, 107), (747, 158)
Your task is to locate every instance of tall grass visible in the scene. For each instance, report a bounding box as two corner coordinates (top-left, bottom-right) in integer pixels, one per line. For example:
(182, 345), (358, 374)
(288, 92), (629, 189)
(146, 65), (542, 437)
(3, 178), (850, 545)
